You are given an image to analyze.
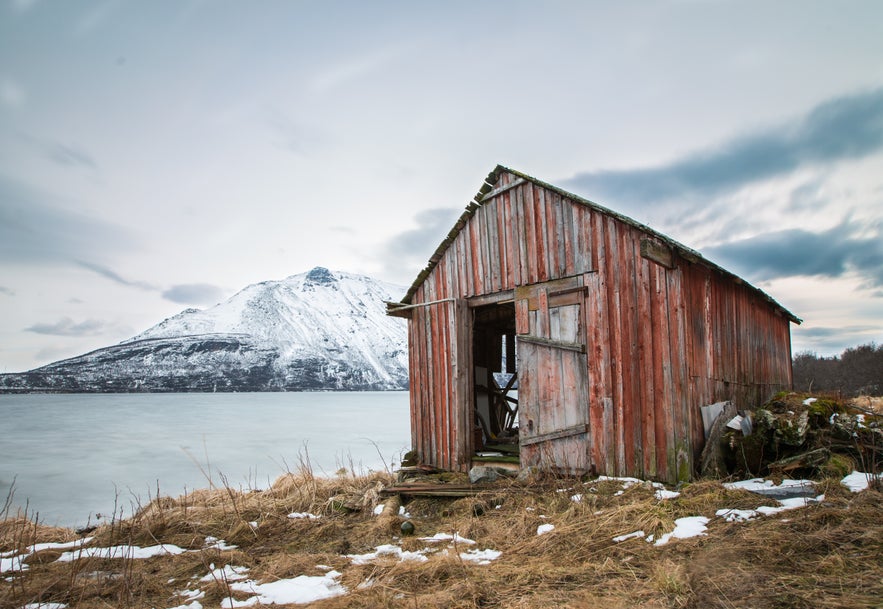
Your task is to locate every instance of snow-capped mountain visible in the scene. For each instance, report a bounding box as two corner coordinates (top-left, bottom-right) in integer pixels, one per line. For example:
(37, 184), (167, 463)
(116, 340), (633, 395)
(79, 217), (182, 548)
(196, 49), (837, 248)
(0, 268), (409, 392)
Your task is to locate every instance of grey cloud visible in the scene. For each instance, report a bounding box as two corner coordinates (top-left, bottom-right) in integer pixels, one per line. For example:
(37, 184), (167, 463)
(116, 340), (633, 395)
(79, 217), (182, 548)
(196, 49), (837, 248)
(25, 317), (107, 336)
(47, 142), (97, 169)
(785, 178), (827, 213)
(792, 325), (883, 357)
(376, 206), (463, 283)
(703, 218), (883, 287)
(75, 260), (157, 291)
(162, 283), (226, 305)
(389, 208), (463, 255)
(265, 109), (326, 157)
(562, 87), (883, 209)
(0, 286), (14, 296)
(797, 325), (880, 340)
(0, 175), (137, 264)
(19, 132), (99, 170)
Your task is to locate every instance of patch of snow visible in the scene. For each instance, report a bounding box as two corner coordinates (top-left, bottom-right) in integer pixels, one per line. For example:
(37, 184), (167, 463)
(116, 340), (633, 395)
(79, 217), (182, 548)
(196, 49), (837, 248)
(613, 530), (646, 543)
(346, 544), (428, 565)
(716, 508), (759, 522)
(28, 538), (94, 554)
(0, 554), (26, 574)
(221, 570), (347, 608)
(841, 470), (883, 492)
(717, 494), (824, 521)
(178, 588), (206, 600)
(372, 504), (385, 516)
(570, 493), (583, 503)
(723, 478), (814, 492)
(459, 549), (502, 565)
(803, 397), (817, 406)
(56, 544), (187, 562)
(21, 604), (68, 609)
(597, 476), (664, 490)
(204, 536), (237, 550)
(2, 537), (95, 573)
(536, 523), (555, 536)
(200, 564), (250, 582)
(417, 532), (476, 545)
(655, 489), (680, 500)
(654, 516), (709, 546)
(398, 505), (411, 518)
(287, 512), (321, 520)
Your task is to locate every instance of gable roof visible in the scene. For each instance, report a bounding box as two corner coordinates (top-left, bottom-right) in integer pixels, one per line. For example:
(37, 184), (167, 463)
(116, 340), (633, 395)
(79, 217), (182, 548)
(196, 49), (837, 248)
(399, 164), (801, 324)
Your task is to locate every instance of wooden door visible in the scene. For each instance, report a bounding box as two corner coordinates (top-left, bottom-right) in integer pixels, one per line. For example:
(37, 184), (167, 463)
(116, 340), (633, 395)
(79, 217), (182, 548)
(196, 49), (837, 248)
(516, 275), (590, 473)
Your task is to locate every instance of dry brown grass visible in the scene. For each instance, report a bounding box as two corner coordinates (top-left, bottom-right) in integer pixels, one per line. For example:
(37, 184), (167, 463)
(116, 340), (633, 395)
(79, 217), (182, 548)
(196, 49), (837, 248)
(851, 395), (883, 414)
(2, 468), (882, 608)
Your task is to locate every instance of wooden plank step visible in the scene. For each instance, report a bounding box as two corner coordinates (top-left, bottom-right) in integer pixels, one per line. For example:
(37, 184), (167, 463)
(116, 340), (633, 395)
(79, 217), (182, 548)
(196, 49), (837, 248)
(379, 483), (484, 498)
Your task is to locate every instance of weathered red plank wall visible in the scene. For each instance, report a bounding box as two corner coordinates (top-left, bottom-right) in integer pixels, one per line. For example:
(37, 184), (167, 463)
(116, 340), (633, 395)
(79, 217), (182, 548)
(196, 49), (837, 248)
(407, 170), (793, 481)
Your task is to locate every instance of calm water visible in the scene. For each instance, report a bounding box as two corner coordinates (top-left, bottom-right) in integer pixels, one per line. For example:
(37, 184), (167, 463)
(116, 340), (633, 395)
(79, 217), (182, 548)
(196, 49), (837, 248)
(0, 392), (410, 527)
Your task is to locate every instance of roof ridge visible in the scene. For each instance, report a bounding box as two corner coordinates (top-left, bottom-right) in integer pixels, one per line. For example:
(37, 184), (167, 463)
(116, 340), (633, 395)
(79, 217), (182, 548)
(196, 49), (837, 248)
(397, 165), (800, 324)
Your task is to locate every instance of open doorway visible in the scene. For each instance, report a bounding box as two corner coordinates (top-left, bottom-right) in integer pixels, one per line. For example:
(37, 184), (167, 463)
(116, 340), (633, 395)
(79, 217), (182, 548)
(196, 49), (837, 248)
(472, 302), (519, 465)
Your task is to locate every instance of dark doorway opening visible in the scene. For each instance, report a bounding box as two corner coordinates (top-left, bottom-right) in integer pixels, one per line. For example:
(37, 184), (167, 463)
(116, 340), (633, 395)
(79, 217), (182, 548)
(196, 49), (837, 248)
(472, 302), (519, 462)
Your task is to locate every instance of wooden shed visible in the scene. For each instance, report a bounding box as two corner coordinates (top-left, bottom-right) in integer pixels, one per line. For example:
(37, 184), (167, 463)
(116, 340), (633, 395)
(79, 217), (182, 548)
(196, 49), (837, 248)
(387, 165), (800, 483)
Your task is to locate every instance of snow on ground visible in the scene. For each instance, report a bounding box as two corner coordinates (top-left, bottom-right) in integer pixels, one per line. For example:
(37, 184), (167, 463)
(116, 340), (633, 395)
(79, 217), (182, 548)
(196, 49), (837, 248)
(347, 544), (429, 565)
(654, 516), (709, 546)
(655, 489), (680, 500)
(723, 478), (815, 493)
(612, 530), (646, 543)
(613, 472), (880, 546)
(200, 564), (250, 582)
(204, 536), (237, 550)
(536, 523), (555, 536)
(841, 470), (883, 492)
(716, 494), (825, 522)
(56, 543), (188, 562)
(287, 512), (321, 520)
(597, 476), (665, 490)
(346, 531), (500, 571)
(417, 532), (476, 545)
(1, 537), (93, 574)
(12, 472), (881, 607)
(460, 548), (503, 565)
(221, 570), (347, 608)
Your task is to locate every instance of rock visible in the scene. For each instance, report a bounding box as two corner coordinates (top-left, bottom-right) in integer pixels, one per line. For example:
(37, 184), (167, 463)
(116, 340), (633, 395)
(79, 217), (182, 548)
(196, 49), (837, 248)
(468, 465), (514, 484)
(400, 521), (415, 536)
(517, 466), (541, 482)
(699, 400), (739, 478)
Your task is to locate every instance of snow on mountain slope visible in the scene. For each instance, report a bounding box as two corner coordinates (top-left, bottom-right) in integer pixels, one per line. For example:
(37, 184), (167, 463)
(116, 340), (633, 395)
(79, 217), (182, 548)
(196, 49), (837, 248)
(0, 268), (410, 392)
(129, 266), (409, 388)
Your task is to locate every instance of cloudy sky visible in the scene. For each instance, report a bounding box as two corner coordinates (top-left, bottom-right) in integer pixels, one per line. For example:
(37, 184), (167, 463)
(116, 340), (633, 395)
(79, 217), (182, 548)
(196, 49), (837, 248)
(1, 0), (882, 372)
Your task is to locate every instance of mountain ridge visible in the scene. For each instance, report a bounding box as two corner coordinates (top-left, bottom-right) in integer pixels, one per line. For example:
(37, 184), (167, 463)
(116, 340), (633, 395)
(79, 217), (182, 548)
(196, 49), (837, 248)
(0, 267), (409, 393)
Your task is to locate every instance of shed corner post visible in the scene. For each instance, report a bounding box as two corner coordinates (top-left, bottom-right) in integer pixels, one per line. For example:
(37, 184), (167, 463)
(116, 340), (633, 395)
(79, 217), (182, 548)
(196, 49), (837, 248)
(453, 298), (474, 471)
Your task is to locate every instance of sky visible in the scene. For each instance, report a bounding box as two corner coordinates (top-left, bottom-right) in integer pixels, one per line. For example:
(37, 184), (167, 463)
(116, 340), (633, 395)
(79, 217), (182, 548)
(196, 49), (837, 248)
(1, 0), (882, 373)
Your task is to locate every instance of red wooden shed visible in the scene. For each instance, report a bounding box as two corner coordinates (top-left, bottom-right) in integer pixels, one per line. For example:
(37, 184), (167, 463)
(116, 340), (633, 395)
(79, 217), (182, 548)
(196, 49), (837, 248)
(388, 165), (800, 483)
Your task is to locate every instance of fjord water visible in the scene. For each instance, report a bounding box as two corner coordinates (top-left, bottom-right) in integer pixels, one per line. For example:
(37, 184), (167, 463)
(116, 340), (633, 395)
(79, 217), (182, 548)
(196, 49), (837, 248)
(0, 392), (409, 527)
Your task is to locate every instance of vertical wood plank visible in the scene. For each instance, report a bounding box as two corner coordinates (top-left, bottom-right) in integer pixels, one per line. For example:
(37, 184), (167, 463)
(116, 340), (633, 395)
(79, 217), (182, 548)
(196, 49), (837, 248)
(637, 242), (656, 478)
(524, 184), (539, 284)
(535, 185), (549, 283)
(515, 184), (528, 286)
